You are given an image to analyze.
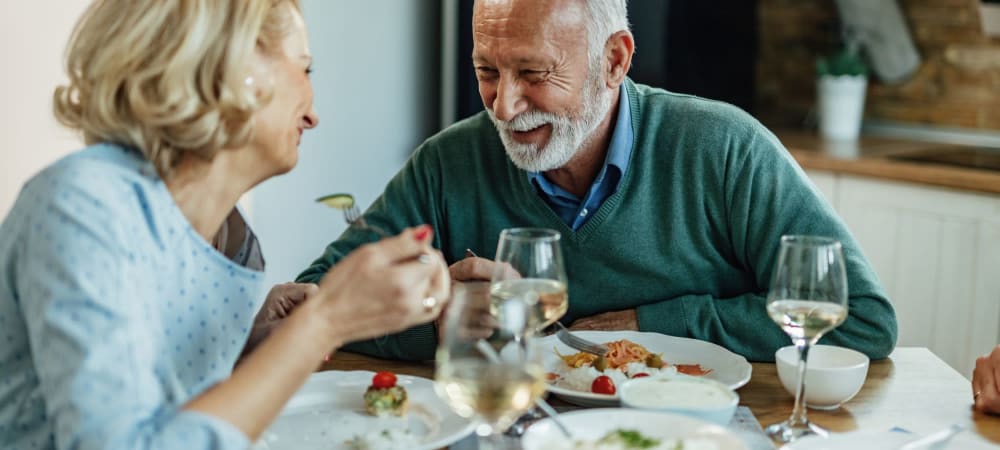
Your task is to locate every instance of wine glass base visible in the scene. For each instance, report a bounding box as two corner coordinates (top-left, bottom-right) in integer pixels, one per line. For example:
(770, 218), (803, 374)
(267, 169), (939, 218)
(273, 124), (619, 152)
(765, 419), (828, 443)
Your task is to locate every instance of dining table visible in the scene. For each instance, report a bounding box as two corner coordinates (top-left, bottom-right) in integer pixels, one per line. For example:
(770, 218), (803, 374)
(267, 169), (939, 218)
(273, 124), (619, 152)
(318, 346), (1000, 449)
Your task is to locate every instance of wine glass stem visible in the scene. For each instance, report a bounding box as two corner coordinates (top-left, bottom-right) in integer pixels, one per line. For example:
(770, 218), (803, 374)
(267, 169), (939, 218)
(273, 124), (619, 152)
(789, 340), (812, 426)
(476, 428), (508, 450)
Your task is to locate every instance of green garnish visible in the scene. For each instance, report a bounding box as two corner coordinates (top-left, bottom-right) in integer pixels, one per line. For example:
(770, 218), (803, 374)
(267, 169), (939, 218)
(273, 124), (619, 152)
(315, 193), (355, 210)
(597, 429), (661, 449)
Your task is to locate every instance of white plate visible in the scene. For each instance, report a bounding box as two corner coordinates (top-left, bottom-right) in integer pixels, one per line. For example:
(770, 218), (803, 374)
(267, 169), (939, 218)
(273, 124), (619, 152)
(540, 331), (752, 406)
(255, 371), (474, 450)
(522, 408), (748, 450)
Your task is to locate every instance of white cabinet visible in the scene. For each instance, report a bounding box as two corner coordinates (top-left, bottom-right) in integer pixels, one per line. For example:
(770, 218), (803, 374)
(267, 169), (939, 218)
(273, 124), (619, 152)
(805, 170), (1000, 378)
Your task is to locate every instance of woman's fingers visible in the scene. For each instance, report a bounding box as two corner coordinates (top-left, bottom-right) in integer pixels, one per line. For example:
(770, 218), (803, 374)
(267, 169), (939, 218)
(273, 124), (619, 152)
(310, 225), (453, 343)
(372, 225), (436, 265)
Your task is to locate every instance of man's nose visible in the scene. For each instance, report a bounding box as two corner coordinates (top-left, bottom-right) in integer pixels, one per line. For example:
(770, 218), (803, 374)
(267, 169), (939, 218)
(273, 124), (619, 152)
(492, 76), (527, 122)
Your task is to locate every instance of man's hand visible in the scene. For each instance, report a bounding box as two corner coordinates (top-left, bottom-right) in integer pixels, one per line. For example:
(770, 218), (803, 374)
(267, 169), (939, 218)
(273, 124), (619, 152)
(241, 283), (318, 357)
(568, 309), (639, 331)
(255, 282), (318, 326)
(448, 256), (496, 281)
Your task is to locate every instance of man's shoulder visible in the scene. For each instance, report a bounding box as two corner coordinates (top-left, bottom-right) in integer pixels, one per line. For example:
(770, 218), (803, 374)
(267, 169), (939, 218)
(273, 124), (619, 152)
(632, 82), (758, 133)
(630, 81), (778, 151)
(410, 112), (505, 168)
(423, 112), (497, 148)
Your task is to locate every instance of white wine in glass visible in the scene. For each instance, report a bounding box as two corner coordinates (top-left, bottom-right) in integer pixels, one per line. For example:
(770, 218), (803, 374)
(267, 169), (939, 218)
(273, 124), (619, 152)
(435, 283), (547, 450)
(764, 235), (849, 443)
(490, 228), (569, 332)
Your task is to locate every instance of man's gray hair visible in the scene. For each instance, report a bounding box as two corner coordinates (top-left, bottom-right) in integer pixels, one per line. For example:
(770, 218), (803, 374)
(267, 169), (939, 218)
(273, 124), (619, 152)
(582, 0), (630, 69)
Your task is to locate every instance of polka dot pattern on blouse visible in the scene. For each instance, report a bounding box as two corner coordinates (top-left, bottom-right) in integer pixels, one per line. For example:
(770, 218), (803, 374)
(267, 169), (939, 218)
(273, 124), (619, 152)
(0, 144), (266, 450)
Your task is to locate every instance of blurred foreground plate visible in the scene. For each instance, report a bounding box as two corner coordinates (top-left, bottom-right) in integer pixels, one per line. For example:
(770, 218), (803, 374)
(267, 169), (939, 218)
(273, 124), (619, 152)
(522, 408), (748, 450)
(255, 370), (474, 450)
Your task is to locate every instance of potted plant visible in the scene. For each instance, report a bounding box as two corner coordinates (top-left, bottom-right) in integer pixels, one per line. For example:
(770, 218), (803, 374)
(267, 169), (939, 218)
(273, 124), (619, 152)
(816, 40), (868, 141)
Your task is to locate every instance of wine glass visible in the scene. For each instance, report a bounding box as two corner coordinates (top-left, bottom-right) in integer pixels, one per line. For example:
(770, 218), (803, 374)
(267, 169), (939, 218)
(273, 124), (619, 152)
(490, 228), (568, 333)
(765, 235), (849, 443)
(434, 282), (547, 450)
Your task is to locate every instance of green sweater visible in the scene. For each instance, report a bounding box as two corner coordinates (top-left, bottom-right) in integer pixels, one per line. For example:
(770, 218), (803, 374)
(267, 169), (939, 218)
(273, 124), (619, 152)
(298, 80), (897, 362)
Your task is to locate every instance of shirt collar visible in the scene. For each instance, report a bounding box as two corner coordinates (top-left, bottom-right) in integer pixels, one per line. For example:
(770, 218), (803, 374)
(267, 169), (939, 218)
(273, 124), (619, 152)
(527, 84), (634, 194)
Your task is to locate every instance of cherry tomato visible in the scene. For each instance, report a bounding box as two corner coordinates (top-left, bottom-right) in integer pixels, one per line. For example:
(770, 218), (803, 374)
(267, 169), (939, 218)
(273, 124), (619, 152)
(591, 375), (616, 395)
(371, 371), (397, 389)
(631, 372), (650, 379)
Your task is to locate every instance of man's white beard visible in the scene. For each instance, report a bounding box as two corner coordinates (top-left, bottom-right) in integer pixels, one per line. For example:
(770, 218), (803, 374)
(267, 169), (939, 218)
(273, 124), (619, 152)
(487, 77), (613, 172)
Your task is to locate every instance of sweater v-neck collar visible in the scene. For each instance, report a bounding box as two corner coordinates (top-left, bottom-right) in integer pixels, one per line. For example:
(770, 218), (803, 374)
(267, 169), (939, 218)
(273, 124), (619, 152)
(508, 79), (642, 243)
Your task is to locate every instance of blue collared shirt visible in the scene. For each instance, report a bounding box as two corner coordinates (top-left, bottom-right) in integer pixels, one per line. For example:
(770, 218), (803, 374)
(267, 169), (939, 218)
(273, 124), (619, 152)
(529, 85), (634, 230)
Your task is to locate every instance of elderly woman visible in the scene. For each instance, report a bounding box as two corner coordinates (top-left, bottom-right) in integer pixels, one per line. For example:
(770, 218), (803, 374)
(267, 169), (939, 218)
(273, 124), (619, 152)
(0, 1), (449, 449)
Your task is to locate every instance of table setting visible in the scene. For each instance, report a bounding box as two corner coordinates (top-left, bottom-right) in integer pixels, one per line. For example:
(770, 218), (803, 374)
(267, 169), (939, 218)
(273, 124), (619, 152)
(255, 228), (1000, 450)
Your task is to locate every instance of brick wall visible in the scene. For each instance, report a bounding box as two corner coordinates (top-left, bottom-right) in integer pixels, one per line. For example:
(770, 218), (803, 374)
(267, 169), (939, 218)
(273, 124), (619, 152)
(757, 0), (1000, 130)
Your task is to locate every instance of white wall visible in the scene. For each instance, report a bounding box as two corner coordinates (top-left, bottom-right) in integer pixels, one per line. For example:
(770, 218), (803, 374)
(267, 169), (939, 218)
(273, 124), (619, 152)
(248, 1), (441, 288)
(0, 1), (90, 216)
(0, 1), (442, 289)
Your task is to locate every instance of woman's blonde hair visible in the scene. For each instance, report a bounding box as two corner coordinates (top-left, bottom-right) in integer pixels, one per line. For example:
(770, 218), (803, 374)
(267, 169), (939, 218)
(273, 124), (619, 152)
(54, 0), (301, 178)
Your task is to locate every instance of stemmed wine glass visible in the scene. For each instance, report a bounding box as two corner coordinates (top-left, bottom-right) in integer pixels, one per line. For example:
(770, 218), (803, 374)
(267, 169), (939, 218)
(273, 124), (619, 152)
(434, 282), (547, 450)
(765, 235), (849, 443)
(489, 227), (568, 425)
(490, 228), (569, 333)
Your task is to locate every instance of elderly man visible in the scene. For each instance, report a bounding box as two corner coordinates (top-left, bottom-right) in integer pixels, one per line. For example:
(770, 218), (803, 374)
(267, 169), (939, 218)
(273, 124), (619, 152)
(297, 0), (897, 362)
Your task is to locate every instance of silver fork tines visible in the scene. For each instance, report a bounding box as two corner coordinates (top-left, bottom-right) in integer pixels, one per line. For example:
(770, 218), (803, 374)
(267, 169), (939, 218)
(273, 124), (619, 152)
(343, 205), (390, 238)
(555, 322), (608, 356)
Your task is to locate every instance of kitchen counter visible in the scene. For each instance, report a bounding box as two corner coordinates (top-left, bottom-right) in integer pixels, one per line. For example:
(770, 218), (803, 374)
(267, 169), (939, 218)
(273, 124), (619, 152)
(774, 129), (1000, 195)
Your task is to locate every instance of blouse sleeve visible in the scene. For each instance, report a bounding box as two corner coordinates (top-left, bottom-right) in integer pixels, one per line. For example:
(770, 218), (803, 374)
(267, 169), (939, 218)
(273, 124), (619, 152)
(16, 176), (250, 450)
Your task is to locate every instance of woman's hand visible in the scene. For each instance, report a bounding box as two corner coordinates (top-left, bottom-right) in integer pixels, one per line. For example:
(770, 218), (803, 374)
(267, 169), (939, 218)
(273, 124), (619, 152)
(308, 225), (451, 348)
(973, 345), (1000, 414)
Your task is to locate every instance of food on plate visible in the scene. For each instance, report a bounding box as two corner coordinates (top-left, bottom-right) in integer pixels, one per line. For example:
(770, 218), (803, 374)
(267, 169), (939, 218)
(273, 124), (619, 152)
(560, 428), (721, 450)
(346, 428), (418, 450)
(551, 339), (713, 396)
(363, 371), (408, 417)
(590, 375), (616, 395)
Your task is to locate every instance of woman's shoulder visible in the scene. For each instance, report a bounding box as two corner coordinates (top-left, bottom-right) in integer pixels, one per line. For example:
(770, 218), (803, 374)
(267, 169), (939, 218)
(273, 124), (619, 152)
(24, 143), (159, 203)
(8, 143), (167, 233)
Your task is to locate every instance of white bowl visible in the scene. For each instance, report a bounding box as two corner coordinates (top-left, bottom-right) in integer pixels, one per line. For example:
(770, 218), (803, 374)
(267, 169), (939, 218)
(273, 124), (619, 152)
(775, 345), (869, 410)
(619, 376), (739, 425)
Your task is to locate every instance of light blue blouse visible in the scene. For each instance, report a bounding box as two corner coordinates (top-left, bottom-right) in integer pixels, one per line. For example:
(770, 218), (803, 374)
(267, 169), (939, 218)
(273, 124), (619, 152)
(0, 144), (266, 449)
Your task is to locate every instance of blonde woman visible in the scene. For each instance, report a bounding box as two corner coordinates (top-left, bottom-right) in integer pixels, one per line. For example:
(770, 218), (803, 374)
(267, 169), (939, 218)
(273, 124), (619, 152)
(0, 1), (450, 449)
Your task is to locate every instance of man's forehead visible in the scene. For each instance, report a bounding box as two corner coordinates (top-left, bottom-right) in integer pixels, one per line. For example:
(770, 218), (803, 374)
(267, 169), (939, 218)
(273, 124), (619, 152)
(473, 0), (586, 34)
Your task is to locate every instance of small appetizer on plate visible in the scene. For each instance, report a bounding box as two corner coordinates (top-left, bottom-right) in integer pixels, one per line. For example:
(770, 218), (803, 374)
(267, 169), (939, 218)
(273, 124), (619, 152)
(363, 371), (408, 417)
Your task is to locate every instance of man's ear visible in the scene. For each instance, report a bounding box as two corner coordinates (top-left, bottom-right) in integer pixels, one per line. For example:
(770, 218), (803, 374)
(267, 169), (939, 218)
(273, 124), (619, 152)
(604, 30), (635, 88)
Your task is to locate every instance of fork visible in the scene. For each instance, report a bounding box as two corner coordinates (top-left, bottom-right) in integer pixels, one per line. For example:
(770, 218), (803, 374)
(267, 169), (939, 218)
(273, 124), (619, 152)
(343, 205), (391, 238)
(554, 321), (608, 356)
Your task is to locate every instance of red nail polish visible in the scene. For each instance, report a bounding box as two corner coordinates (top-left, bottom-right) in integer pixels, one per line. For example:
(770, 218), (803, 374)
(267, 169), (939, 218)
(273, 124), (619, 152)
(414, 225), (432, 241)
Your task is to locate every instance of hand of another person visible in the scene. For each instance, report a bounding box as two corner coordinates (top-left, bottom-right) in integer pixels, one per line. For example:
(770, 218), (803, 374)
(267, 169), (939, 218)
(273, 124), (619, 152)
(448, 256), (496, 281)
(568, 309), (639, 332)
(448, 255), (521, 282)
(256, 282), (318, 327)
(310, 225), (450, 346)
(973, 345), (1000, 414)
(240, 283), (318, 357)
(436, 281), (497, 342)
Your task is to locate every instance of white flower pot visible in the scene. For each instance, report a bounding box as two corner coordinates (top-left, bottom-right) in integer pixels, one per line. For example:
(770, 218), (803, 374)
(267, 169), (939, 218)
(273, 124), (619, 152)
(817, 75), (867, 141)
